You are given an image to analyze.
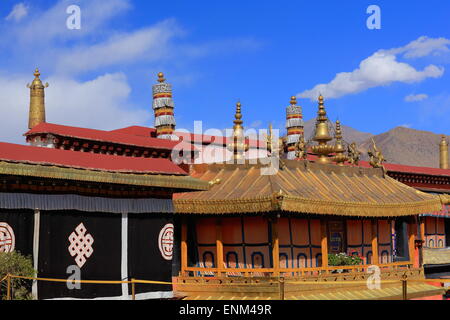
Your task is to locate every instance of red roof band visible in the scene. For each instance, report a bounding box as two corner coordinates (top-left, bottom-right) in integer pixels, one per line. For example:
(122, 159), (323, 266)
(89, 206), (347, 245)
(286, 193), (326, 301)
(0, 142), (187, 175)
(25, 123), (195, 152)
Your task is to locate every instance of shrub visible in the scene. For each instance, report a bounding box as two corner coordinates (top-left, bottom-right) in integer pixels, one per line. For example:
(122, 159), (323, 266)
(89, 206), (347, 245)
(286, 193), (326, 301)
(0, 251), (36, 300)
(328, 253), (363, 266)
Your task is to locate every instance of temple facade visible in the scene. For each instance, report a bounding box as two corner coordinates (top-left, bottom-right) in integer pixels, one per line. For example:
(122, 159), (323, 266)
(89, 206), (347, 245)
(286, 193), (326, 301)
(1, 69), (450, 299)
(171, 96), (449, 300)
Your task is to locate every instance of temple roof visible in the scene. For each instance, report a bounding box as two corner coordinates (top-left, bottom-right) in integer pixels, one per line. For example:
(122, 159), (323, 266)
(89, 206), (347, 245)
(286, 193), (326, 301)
(174, 159), (443, 217)
(25, 123), (265, 149)
(360, 161), (450, 177)
(0, 142), (209, 190)
(24, 123), (194, 151)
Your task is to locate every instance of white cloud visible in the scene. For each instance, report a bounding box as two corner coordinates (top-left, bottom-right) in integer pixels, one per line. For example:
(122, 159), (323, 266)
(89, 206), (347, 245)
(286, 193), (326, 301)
(399, 124), (412, 128)
(0, 72), (149, 144)
(5, 3), (29, 22)
(8, 0), (131, 45)
(405, 93), (428, 102)
(387, 36), (450, 59)
(250, 120), (263, 128)
(299, 37), (448, 100)
(55, 19), (180, 74)
(0, 0), (263, 144)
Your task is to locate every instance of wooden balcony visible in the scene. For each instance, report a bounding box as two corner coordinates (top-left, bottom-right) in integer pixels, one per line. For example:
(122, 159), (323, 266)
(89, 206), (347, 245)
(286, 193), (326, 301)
(173, 263), (444, 300)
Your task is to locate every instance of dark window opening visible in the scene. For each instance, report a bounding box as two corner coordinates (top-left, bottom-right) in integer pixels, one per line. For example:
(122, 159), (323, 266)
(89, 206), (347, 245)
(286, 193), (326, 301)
(445, 219), (450, 248)
(394, 218), (409, 262)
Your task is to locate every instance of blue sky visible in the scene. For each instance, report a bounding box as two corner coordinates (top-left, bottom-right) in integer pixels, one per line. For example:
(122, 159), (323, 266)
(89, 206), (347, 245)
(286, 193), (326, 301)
(0, 0), (449, 143)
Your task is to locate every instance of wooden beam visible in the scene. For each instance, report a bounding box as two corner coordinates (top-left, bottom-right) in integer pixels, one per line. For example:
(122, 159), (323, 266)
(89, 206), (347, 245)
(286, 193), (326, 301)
(181, 218), (188, 275)
(320, 219), (328, 268)
(272, 217), (280, 276)
(216, 218), (224, 274)
(371, 220), (379, 265)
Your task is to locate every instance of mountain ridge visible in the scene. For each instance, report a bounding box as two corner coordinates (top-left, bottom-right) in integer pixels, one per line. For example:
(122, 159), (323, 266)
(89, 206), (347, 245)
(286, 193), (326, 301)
(302, 120), (448, 168)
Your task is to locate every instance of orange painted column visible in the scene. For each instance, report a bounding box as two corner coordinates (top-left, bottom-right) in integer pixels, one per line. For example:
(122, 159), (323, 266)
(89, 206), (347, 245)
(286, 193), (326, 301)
(272, 217), (280, 276)
(216, 218), (224, 275)
(418, 217), (426, 267)
(320, 219), (328, 268)
(409, 220), (418, 267)
(420, 219), (426, 245)
(371, 220), (379, 264)
(181, 218), (188, 275)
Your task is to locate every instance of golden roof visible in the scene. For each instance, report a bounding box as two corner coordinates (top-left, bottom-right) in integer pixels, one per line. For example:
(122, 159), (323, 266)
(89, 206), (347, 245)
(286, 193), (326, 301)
(174, 160), (442, 216)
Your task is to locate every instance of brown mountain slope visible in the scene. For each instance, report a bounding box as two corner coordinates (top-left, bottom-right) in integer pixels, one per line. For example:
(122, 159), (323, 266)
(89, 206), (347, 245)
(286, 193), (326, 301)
(359, 126), (449, 168)
(303, 119), (373, 144)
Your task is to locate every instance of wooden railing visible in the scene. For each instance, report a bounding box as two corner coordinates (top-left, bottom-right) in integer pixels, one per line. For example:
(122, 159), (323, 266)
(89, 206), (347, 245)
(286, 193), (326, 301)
(182, 261), (414, 278)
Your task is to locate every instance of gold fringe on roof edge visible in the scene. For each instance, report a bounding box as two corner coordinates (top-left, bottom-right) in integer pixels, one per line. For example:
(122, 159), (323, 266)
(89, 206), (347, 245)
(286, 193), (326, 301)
(0, 161), (209, 191)
(174, 195), (442, 217)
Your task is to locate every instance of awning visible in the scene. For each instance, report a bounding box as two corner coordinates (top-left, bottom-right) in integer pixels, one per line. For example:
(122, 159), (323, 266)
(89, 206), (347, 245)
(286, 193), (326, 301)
(0, 192), (173, 214)
(174, 160), (442, 217)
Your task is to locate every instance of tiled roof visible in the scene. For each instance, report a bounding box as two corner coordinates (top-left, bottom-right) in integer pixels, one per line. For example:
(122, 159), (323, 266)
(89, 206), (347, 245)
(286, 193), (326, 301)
(174, 160), (442, 216)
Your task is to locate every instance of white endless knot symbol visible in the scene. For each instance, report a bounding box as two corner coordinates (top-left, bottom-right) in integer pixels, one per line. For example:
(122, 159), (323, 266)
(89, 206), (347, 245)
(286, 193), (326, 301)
(0, 222), (15, 253)
(68, 223), (94, 268)
(158, 224), (174, 261)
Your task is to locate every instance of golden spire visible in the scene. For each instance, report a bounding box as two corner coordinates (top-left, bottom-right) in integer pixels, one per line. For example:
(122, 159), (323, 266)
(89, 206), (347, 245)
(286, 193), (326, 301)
(333, 120), (348, 166)
(266, 123), (273, 152)
(310, 95), (334, 164)
(234, 102), (243, 128)
(440, 135), (449, 169)
(228, 101), (249, 161)
(157, 72), (165, 83)
(27, 68), (49, 129)
(290, 96), (297, 105)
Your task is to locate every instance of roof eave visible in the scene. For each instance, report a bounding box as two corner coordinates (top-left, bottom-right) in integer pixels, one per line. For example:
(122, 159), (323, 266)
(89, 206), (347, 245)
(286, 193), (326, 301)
(0, 161), (209, 191)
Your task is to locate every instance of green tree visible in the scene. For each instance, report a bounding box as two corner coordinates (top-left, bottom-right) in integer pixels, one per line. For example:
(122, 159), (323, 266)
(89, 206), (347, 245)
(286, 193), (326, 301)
(0, 251), (36, 300)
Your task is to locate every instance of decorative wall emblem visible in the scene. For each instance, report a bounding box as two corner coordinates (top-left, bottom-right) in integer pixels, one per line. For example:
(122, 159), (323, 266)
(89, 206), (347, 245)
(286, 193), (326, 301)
(0, 222), (15, 253)
(68, 223), (94, 268)
(158, 224), (174, 261)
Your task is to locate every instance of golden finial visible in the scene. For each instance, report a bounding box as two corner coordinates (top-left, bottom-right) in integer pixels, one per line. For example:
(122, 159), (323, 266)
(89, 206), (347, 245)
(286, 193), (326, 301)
(27, 68), (48, 129)
(333, 120), (348, 166)
(440, 135), (449, 169)
(228, 101), (249, 161)
(157, 72), (165, 83)
(266, 123), (273, 152)
(234, 101), (243, 125)
(335, 120), (342, 137)
(311, 95), (334, 164)
(440, 135), (448, 146)
(290, 96), (297, 105)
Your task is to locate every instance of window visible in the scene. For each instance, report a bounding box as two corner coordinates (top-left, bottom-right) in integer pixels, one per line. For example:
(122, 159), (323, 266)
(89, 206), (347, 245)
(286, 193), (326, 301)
(328, 220), (347, 254)
(445, 219), (450, 247)
(393, 218), (409, 262)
